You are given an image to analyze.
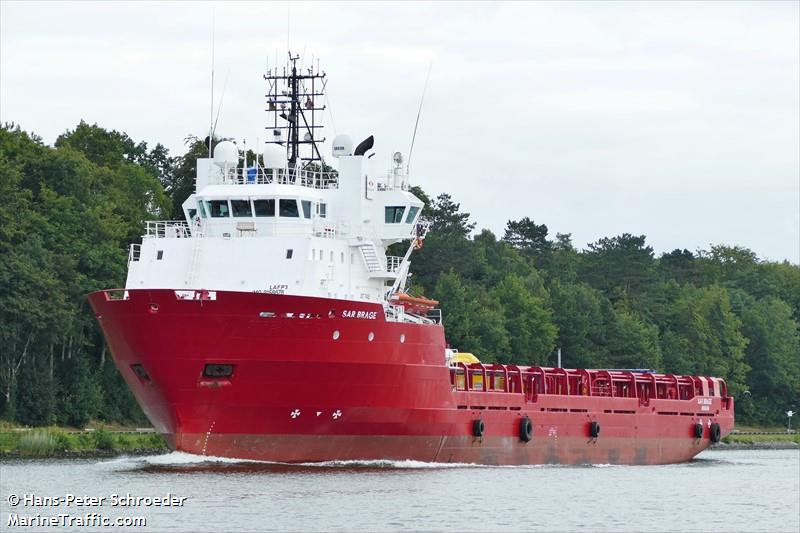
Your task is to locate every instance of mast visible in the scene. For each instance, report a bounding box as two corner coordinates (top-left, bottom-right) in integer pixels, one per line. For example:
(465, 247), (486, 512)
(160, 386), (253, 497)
(263, 52), (327, 169)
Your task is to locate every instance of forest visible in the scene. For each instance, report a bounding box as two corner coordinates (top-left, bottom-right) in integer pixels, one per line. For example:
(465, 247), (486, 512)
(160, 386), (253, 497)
(1, 121), (798, 428)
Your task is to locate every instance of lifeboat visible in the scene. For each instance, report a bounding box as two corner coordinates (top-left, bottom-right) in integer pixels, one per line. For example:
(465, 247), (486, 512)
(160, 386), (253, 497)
(389, 292), (439, 314)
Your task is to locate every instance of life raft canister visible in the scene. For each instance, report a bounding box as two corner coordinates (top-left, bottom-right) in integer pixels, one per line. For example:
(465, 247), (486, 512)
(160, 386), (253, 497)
(589, 420), (601, 439)
(693, 423), (704, 439)
(519, 417), (533, 442)
(710, 422), (721, 443)
(472, 419), (485, 438)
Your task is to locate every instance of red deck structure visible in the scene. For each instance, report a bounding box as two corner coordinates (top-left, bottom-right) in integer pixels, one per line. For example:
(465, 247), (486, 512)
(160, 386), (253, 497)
(89, 288), (734, 465)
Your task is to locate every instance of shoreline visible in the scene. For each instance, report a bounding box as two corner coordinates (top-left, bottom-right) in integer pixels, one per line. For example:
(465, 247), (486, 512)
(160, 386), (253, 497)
(0, 447), (169, 460)
(711, 441), (798, 451)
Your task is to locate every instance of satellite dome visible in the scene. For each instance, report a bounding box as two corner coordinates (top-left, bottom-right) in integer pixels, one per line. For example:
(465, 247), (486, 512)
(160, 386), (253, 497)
(263, 143), (287, 169)
(331, 134), (353, 158)
(213, 140), (239, 167)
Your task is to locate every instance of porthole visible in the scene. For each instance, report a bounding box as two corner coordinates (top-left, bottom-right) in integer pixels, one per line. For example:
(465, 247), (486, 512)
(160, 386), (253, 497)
(400, 334), (406, 343)
(368, 332), (375, 341)
(332, 330), (340, 340)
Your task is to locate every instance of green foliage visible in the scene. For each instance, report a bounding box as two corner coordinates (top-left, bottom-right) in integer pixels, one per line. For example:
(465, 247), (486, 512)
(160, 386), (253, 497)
(736, 295), (800, 424)
(92, 428), (115, 450)
(503, 217), (551, 261)
(409, 185), (796, 427)
(0, 428), (168, 454)
(493, 275), (557, 364)
(163, 136), (208, 219)
(15, 429), (58, 456)
(659, 285), (749, 389)
(0, 122), (162, 429)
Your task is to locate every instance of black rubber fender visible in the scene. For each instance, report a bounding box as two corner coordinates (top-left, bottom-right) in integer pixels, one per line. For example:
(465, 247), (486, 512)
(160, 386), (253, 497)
(710, 422), (721, 443)
(589, 420), (601, 438)
(519, 417), (533, 442)
(472, 418), (485, 438)
(693, 423), (704, 439)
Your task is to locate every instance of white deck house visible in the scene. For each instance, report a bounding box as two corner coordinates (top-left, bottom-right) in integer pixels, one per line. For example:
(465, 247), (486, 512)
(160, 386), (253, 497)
(126, 138), (425, 305)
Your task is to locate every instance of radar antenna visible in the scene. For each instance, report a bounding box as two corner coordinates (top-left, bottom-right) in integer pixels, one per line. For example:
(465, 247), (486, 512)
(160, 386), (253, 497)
(263, 52), (327, 168)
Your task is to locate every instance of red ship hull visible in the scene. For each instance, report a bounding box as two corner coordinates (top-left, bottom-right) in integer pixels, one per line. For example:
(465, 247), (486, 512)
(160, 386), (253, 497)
(88, 289), (734, 465)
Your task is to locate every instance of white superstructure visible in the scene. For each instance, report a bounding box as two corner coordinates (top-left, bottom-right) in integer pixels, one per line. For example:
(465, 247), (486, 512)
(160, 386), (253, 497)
(125, 54), (427, 305)
(127, 147), (424, 302)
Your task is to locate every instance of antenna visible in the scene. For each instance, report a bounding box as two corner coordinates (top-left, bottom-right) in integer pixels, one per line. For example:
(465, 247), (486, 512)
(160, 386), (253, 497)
(210, 69), (230, 143)
(406, 63), (431, 175)
(264, 53), (327, 168)
(208, 8), (215, 158)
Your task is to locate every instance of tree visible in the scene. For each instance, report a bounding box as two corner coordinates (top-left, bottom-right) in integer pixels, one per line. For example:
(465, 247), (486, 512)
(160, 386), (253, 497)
(548, 280), (609, 369)
(492, 275), (557, 365)
(659, 285), (749, 393)
(163, 136), (208, 219)
(428, 193), (475, 237)
(503, 217), (551, 259)
(0, 123), (164, 427)
(737, 296), (800, 424)
(605, 309), (662, 370)
(658, 249), (700, 285)
(583, 233), (656, 299)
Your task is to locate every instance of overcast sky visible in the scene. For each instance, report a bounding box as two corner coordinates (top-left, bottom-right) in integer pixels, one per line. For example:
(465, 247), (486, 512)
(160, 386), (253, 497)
(2, 1), (798, 262)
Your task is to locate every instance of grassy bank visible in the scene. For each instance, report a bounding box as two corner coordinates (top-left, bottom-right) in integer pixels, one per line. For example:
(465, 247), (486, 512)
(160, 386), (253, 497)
(0, 426), (167, 457)
(721, 432), (799, 446)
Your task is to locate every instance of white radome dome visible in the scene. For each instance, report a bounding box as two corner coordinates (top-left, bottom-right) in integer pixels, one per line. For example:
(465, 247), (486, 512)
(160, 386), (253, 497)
(331, 134), (353, 158)
(263, 144), (288, 169)
(213, 140), (239, 167)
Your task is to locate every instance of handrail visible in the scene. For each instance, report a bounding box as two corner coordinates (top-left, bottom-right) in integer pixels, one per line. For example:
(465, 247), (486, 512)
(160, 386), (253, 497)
(219, 167), (339, 189)
(128, 244), (141, 263)
(145, 221), (192, 239)
(448, 364), (729, 401)
(386, 256), (403, 273)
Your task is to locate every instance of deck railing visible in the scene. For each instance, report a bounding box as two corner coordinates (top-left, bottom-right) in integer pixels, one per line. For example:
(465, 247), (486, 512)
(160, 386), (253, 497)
(221, 167), (339, 189)
(128, 244), (141, 263)
(145, 221), (192, 239)
(386, 256), (403, 273)
(449, 364), (729, 404)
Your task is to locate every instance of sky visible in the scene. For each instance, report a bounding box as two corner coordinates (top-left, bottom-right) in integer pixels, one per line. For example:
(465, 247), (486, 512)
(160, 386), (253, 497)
(1, 1), (798, 263)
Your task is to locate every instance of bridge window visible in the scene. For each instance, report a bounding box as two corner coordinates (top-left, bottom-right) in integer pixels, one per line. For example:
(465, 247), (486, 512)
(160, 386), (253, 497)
(231, 199), (252, 217)
(301, 200), (312, 219)
(208, 200), (230, 218)
(197, 201), (207, 218)
(317, 202), (327, 218)
(253, 199), (275, 217)
(405, 206), (420, 224)
(385, 206), (405, 223)
(280, 199), (299, 218)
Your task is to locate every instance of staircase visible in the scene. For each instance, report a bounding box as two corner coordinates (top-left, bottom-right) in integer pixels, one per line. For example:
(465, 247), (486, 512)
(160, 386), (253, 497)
(358, 243), (384, 273)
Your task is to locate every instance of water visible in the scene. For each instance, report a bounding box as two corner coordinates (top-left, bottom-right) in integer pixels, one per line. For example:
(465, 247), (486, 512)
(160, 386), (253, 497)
(1, 449), (798, 532)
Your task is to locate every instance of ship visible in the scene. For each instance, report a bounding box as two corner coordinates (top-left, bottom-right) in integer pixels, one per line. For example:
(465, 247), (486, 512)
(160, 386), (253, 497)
(89, 54), (734, 465)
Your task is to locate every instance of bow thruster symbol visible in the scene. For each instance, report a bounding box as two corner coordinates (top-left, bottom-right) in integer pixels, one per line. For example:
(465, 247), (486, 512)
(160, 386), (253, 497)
(290, 409), (301, 419)
(332, 410), (342, 419)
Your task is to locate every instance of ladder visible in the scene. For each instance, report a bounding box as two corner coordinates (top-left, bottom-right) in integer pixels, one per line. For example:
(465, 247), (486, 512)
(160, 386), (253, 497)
(187, 223), (204, 286)
(358, 242), (384, 273)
